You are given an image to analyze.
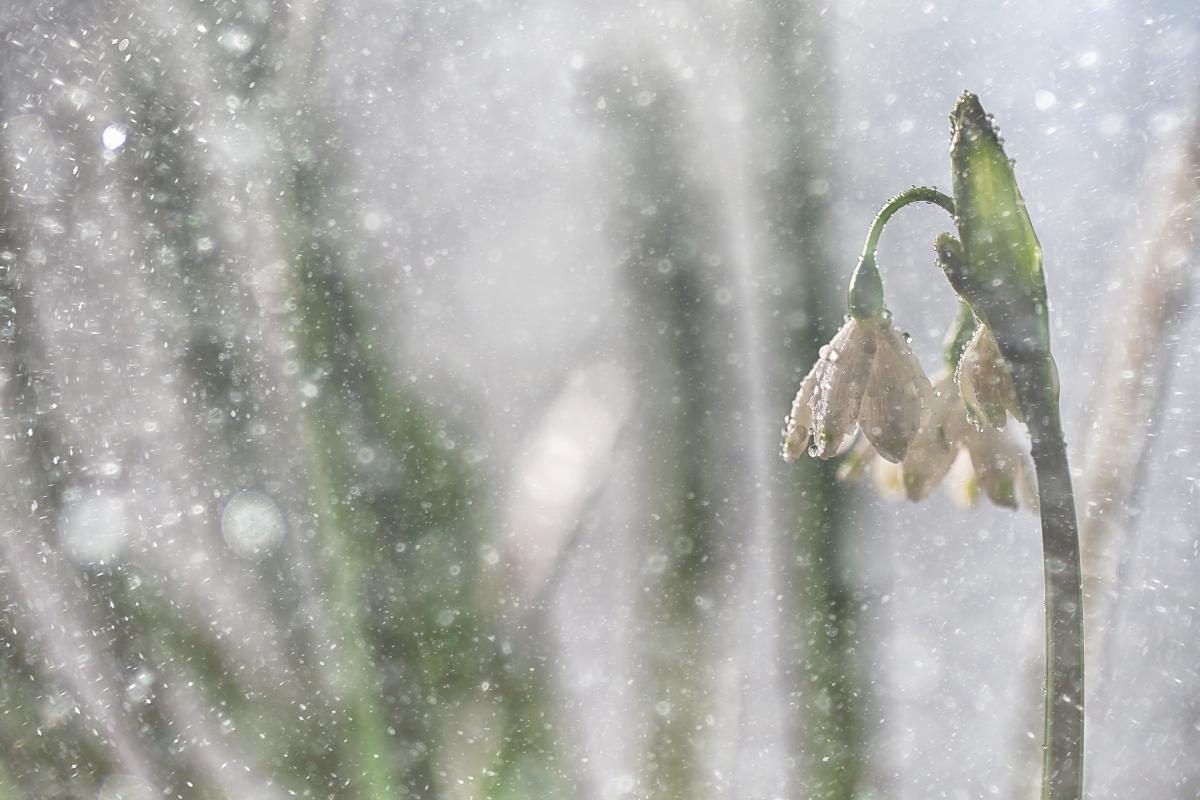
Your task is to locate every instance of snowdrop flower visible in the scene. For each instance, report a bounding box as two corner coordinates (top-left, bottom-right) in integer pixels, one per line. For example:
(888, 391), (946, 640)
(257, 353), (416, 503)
(783, 314), (931, 464)
(956, 323), (1023, 430)
(902, 372), (1035, 510)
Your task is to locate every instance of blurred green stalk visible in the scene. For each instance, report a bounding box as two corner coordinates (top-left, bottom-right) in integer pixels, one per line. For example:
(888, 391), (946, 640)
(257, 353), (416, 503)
(289, 161), (401, 800)
(758, 4), (867, 788)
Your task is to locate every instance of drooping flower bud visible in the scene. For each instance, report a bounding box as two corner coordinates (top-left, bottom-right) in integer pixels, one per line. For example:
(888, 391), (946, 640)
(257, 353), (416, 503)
(957, 323), (1023, 430)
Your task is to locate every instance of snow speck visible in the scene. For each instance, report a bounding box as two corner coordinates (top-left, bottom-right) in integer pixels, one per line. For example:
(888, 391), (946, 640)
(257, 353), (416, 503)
(219, 27), (255, 55)
(1034, 90), (1058, 112)
(220, 490), (286, 558)
(101, 124), (127, 151)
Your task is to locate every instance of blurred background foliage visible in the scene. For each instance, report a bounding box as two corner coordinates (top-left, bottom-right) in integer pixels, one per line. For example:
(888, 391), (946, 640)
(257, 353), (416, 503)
(0, 1), (1197, 799)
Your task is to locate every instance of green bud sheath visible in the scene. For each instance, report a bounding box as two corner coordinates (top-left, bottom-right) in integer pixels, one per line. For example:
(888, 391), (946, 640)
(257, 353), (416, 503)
(847, 252), (884, 319)
(950, 93), (1045, 299)
(948, 92), (1057, 413)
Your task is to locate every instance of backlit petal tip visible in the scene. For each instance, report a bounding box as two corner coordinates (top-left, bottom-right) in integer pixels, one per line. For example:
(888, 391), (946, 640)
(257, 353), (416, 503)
(871, 458), (906, 500)
(835, 437), (904, 502)
(835, 436), (876, 482)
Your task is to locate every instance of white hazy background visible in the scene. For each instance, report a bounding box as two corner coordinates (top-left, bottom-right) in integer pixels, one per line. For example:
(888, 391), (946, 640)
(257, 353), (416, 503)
(0, 1), (1196, 799)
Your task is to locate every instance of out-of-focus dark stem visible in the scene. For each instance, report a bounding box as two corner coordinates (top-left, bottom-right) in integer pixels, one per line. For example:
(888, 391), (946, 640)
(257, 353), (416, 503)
(758, 3), (870, 790)
(1078, 107), (1200, 665)
(1016, 360), (1084, 800)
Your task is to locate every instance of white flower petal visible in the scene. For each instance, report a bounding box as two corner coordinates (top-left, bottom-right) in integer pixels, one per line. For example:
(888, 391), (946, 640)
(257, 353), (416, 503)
(782, 359), (821, 462)
(902, 374), (965, 500)
(809, 318), (874, 459)
(957, 325), (1021, 430)
(964, 425), (1030, 510)
(859, 323), (930, 463)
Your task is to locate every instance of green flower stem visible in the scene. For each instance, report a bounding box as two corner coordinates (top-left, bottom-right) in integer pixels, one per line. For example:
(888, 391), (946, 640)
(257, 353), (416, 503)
(1014, 358), (1085, 800)
(848, 187), (955, 318)
(944, 90), (1084, 799)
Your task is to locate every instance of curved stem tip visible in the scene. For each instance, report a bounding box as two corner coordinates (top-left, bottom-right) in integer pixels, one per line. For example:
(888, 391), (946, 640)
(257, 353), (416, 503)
(848, 186), (956, 318)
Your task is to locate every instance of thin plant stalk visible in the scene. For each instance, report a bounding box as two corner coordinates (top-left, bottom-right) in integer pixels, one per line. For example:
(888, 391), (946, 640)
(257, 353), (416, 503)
(1017, 365), (1085, 800)
(859, 186), (956, 255)
(847, 186), (955, 318)
(758, 3), (868, 787)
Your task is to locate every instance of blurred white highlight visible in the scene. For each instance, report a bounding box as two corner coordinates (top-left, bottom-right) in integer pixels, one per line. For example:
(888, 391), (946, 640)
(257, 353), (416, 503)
(220, 490), (286, 558)
(501, 361), (633, 608)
